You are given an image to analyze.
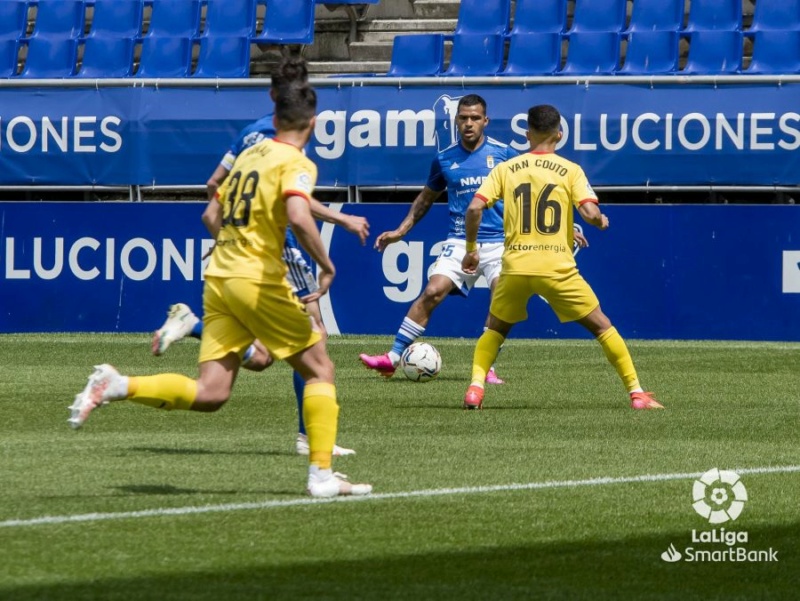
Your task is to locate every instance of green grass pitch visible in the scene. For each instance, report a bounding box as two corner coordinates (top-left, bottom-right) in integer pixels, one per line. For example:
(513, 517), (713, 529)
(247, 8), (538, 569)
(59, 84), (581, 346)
(1, 333), (798, 600)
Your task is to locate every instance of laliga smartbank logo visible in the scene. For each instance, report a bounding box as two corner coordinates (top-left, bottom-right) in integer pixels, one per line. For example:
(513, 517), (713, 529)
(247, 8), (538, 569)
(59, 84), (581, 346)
(660, 468), (779, 563)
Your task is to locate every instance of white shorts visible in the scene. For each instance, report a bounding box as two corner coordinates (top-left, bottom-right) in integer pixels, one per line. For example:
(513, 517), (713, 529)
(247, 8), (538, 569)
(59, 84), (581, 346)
(283, 246), (318, 297)
(428, 239), (504, 297)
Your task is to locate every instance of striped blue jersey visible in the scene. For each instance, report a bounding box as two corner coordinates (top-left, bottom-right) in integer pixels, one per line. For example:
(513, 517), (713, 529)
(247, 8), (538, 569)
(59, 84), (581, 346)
(426, 137), (515, 243)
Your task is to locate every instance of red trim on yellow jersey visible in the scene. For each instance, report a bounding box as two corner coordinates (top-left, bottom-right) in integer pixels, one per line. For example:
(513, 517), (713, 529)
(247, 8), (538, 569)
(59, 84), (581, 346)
(528, 150), (555, 154)
(272, 138), (303, 151)
(475, 193), (490, 204)
(284, 190), (311, 203)
(578, 198), (599, 206)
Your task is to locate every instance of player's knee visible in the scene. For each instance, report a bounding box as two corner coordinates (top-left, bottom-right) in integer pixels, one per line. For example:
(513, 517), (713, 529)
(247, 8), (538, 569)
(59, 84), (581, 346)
(243, 353), (274, 372)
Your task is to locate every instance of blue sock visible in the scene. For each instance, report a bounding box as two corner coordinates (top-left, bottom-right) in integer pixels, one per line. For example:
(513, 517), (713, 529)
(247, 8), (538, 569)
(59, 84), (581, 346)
(190, 320), (203, 339)
(293, 371), (306, 435)
(390, 317), (425, 362)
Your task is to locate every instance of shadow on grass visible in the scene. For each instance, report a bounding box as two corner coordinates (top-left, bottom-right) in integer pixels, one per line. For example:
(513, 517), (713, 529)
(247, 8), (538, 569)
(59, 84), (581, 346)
(4, 523), (796, 601)
(127, 446), (296, 457)
(112, 484), (241, 496)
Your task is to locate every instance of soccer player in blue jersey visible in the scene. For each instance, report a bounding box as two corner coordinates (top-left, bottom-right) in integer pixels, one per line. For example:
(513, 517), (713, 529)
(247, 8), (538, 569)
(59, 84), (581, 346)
(359, 94), (586, 380)
(152, 55), (368, 456)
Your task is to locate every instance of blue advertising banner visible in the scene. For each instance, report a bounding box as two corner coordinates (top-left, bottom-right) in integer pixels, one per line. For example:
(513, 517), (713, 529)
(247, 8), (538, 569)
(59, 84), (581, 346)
(0, 82), (799, 187)
(1, 202), (799, 341)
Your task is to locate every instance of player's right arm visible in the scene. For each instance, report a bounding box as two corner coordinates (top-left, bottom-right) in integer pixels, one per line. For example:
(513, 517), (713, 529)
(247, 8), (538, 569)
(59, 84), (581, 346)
(287, 195), (336, 301)
(374, 186), (442, 251)
(201, 195), (223, 239)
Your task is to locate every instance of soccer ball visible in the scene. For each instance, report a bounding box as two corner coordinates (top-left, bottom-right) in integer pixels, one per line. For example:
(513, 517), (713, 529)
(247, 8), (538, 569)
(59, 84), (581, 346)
(400, 342), (442, 382)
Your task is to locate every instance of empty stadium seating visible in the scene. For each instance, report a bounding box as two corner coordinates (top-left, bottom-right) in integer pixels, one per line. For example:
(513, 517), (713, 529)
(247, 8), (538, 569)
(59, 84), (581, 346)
(683, 0), (742, 32)
(0, 0), (29, 40)
(386, 34), (443, 77)
(89, 0), (143, 38)
(443, 33), (505, 76)
(510, 0), (567, 34)
(136, 35), (193, 77)
(560, 31), (620, 75)
(202, 0), (257, 37)
(682, 30), (743, 74)
(618, 31), (680, 75)
(0, 39), (19, 77)
(20, 37), (79, 77)
(453, 0), (510, 35)
(255, 0), (315, 44)
(3, 1), (800, 79)
(746, 30), (800, 74)
(501, 32), (561, 75)
(626, 0), (684, 33)
(749, 0), (800, 32)
(568, 0), (627, 33)
(77, 36), (135, 78)
(194, 35), (252, 78)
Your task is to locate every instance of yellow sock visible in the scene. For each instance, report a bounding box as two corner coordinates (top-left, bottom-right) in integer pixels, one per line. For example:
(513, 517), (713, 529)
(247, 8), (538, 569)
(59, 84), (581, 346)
(471, 329), (505, 386)
(597, 327), (641, 393)
(128, 374), (197, 411)
(302, 382), (339, 470)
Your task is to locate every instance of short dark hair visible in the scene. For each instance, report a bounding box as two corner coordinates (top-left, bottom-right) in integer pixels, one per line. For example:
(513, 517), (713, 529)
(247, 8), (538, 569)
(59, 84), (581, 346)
(275, 85), (317, 131)
(457, 94), (487, 114)
(528, 105), (561, 134)
(270, 55), (308, 93)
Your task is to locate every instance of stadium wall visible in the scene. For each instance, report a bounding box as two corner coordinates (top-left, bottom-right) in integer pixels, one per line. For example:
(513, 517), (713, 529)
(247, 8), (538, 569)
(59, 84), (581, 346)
(1, 202), (798, 341)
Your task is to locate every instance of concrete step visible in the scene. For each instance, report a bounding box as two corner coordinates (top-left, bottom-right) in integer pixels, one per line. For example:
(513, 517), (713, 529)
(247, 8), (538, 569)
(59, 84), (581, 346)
(307, 60), (390, 76)
(349, 41), (394, 61)
(360, 19), (456, 43)
(413, 0), (460, 20)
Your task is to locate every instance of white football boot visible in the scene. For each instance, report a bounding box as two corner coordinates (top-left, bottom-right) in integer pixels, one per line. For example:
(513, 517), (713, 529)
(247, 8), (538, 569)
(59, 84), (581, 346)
(151, 303), (200, 356)
(68, 364), (126, 429)
(296, 433), (356, 457)
(307, 467), (372, 498)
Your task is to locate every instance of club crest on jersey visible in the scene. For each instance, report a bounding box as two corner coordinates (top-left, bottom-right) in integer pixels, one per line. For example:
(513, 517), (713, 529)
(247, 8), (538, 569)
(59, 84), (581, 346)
(297, 173), (313, 193)
(487, 156), (495, 169)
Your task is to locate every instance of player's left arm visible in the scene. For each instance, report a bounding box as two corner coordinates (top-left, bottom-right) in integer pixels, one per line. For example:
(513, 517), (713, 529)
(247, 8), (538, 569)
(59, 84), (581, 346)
(308, 197), (370, 245)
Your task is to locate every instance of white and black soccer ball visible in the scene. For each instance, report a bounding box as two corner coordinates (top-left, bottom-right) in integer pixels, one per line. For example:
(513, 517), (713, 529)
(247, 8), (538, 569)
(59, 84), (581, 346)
(400, 342), (442, 382)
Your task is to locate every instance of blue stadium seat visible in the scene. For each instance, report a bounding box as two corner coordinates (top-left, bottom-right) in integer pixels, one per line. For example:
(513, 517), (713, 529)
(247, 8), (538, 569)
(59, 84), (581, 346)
(568, 0), (627, 33)
(511, 0), (566, 34)
(146, 0), (201, 37)
(136, 36), (193, 77)
(203, 0), (257, 37)
(682, 30), (742, 74)
(20, 37), (78, 77)
(560, 31), (620, 74)
(0, 0), (29, 40)
(193, 36), (251, 77)
(255, 0), (314, 44)
(618, 31), (679, 74)
(454, 0), (511, 35)
(0, 39), (19, 77)
(89, 0), (143, 37)
(746, 30), (800, 74)
(386, 34), (443, 76)
(625, 0), (684, 32)
(31, 0), (85, 38)
(76, 36), (134, 78)
(683, 0), (741, 32)
(749, 0), (800, 32)
(501, 32), (561, 75)
(444, 33), (504, 76)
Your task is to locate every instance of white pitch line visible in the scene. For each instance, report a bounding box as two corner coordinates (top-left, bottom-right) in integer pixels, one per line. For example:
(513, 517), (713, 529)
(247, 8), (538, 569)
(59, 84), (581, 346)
(2, 465), (799, 530)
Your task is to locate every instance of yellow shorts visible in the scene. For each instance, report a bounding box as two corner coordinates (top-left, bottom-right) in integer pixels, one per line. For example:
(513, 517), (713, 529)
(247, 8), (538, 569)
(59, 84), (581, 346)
(199, 276), (321, 363)
(490, 270), (599, 324)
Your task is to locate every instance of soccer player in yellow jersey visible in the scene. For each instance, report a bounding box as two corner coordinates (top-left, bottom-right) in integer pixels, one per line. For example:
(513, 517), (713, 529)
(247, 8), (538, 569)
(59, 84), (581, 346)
(461, 104), (663, 411)
(68, 85), (372, 498)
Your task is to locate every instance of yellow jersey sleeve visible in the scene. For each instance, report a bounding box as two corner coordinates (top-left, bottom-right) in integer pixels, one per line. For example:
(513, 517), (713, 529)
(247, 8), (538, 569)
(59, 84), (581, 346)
(475, 163), (504, 208)
(571, 166), (598, 208)
(281, 158), (317, 203)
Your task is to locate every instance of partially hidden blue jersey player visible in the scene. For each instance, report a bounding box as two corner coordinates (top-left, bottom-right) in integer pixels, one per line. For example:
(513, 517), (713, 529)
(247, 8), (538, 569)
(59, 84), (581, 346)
(359, 94), (588, 381)
(151, 57), (369, 456)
